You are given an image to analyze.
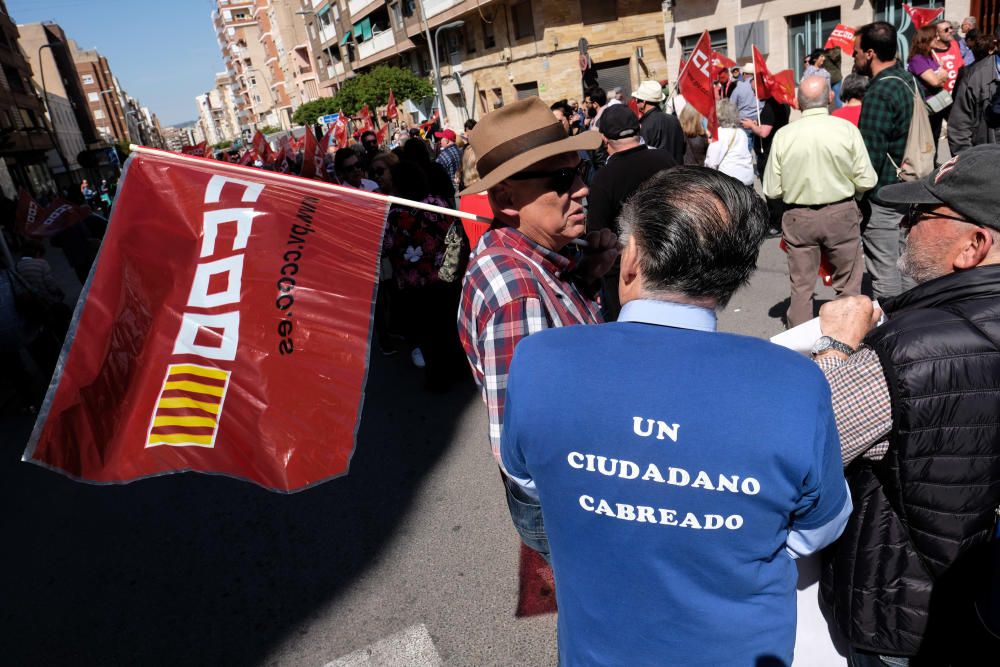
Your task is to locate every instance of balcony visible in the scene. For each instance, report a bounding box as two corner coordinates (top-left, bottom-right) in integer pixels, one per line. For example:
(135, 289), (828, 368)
(325, 62), (345, 80)
(319, 22), (338, 44)
(423, 0), (460, 19)
(357, 28), (394, 61)
(347, 0), (377, 19)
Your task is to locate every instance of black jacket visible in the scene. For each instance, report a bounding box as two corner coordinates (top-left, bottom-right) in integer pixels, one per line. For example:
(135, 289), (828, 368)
(821, 265), (1000, 658)
(586, 144), (678, 235)
(638, 107), (685, 164)
(948, 55), (1000, 154)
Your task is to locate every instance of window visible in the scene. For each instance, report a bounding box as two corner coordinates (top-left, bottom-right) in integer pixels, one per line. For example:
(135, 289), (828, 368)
(390, 1), (402, 28)
(680, 28), (728, 59)
(233, 10), (248, 20)
(88, 92), (100, 102)
(512, 1), (534, 40)
(734, 20), (767, 59)
(515, 81), (538, 100)
(465, 22), (476, 53)
(94, 109), (105, 119)
(483, 18), (496, 48)
(81, 73), (94, 85)
(3, 65), (25, 93)
(581, 0), (617, 25)
(787, 8), (840, 81)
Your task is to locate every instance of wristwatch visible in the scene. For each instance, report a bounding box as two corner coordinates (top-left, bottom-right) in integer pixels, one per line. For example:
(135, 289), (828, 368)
(811, 336), (856, 357)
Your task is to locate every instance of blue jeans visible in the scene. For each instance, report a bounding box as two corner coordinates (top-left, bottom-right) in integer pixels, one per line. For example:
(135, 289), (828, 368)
(832, 80), (844, 109)
(501, 470), (550, 563)
(848, 646), (909, 667)
(862, 200), (915, 300)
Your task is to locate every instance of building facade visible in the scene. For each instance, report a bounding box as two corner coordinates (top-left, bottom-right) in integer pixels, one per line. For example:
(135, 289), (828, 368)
(70, 43), (132, 144)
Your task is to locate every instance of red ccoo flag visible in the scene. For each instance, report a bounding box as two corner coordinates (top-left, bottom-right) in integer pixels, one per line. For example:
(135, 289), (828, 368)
(752, 46), (798, 108)
(386, 89), (398, 120)
(824, 24), (856, 52)
(903, 3), (945, 30)
(23, 147), (389, 492)
(677, 31), (719, 140)
(710, 51), (736, 75)
(15, 190), (90, 238)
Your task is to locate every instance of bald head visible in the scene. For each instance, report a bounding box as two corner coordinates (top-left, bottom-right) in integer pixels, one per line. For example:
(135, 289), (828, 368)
(798, 76), (831, 111)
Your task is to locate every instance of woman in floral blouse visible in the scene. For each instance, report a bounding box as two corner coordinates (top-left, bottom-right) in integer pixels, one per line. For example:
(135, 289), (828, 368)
(382, 159), (466, 390)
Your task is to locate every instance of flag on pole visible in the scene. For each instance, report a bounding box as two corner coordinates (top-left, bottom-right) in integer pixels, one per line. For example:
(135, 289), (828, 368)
(333, 111), (349, 149)
(181, 142), (208, 157)
(386, 89), (398, 120)
(15, 190), (90, 238)
(752, 46), (798, 108)
(676, 31), (719, 140)
(710, 51), (736, 75)
(358, 104), (375, 134)
(375, 123), (389, 147)
(23, 147), (389, 492)
(239, 149), (257, 166)
(299, 128), (319, 179)
(903, 3), (945, 30)
(276, 135), (292, 173)
(252, 130), (273, 164)
(824, 24), (856, 52)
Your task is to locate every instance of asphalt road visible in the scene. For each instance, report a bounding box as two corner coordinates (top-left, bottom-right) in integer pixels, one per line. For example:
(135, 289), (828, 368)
(0, 235), (836, 666)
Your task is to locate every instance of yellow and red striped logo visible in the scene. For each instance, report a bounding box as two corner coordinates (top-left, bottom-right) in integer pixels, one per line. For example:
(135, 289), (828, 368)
(146, 364), (231, 448)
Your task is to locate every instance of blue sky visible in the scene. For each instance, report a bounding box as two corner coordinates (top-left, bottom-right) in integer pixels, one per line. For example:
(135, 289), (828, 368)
(9, 0), (223, 127)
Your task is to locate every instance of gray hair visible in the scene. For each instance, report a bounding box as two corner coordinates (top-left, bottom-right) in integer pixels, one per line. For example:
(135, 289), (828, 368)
(963, 16), (977, 28)
(716, 99), (740, 128)
(617, 167), (769, 307)
(798, 77), (831, 111)
(840, 73), (869, 103)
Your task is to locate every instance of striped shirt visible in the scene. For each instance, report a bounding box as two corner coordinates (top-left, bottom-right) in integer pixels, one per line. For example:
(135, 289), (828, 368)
(458, 226), (602, 461)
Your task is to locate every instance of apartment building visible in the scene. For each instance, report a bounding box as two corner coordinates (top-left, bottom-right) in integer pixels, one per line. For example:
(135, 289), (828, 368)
(665, 0), (973, 82)
(67, 42), (133, 144)
(298, 0), (669, 128)
(215, 0), (282, 135)
(17, 22), (102, 192)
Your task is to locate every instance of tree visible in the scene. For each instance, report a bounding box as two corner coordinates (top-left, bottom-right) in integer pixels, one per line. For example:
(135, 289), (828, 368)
(258, 125), (282, 136)
(291, 65), (433, 125)
(213, 139), (233, 149)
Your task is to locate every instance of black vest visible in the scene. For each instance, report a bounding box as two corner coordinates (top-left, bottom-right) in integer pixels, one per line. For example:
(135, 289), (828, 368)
(821, 265), (1000, 657)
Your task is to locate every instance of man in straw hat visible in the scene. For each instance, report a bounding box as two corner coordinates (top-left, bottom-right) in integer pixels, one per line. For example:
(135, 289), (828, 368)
(631, 80), (685, 163)
(457, 97), (618, 561)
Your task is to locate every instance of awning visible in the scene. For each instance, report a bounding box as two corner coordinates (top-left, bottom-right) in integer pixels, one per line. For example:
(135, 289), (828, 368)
(352, 17), (372, 41)
(316, 3), (331, 17)
(339, 31), (351, 45)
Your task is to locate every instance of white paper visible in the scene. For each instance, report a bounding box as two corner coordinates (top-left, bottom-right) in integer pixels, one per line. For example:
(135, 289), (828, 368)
(770, 317), (823, 355)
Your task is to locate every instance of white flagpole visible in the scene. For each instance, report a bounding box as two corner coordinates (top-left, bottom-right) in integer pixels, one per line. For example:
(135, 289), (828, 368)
(129, 145), (493, 224)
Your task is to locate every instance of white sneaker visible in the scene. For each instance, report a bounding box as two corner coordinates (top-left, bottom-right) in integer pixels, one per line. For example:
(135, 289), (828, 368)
(411, 347), (426, 368)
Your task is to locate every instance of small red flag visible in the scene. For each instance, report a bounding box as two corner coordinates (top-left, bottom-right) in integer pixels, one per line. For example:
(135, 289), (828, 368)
(824, 24), (856, 52)
(23, 147), (390, 491)
(239, 149), (257, 166)
(751, 46), (798, 108)
(333, 112), (349, 149)
(386, 89), (398, 120)
(677, 31), (719, 140)
(299, 129), (319, 179)
(358, 104), (375, 134)
(375, 124), (389, 147)
(252, 130), (273, 164)
(710, 51), (736, 75)
(903, 4), (945, 30)
(627, 96), (641, 117)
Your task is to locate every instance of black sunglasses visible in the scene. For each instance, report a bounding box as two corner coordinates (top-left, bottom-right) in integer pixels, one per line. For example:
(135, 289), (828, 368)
(905, 204), (972, 227)
(508, 161), (590, 194)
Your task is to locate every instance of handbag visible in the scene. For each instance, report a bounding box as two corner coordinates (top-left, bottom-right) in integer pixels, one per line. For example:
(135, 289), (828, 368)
(437, 220), (470, 283)
(925, 52), (955, 114)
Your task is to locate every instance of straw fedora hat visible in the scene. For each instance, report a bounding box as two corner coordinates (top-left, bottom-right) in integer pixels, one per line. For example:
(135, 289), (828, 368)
(460, 97), (601, 195)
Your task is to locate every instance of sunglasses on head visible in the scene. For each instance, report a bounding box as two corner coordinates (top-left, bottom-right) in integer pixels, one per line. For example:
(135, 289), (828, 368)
(508, 160), (590, 194)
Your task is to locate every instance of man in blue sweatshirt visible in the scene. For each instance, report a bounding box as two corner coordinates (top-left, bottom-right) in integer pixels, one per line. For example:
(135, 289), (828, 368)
(501, 167), (851, 666)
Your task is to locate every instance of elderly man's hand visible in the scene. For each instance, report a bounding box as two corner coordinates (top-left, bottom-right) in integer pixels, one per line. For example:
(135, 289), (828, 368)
(818, 296), (882, 351)
(576, 229), (619, 282)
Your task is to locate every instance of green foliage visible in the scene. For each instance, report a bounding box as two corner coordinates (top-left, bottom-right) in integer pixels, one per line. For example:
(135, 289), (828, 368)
(213, 139), (234, 149)
(291, 65), (433, 125)
(258, 125), (282, 135)
(114, 140), (131, 157)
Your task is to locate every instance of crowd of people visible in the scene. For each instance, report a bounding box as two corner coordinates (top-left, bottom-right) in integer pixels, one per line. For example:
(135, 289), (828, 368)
(1, 13), (998, 663)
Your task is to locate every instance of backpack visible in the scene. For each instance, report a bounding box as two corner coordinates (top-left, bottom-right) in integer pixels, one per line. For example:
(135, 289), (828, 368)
(881, 75), (935, 182)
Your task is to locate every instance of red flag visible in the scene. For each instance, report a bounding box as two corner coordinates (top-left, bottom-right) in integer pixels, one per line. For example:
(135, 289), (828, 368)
(358, 104), (375, 134)
(180, 142), (208, 157)
(315, 128), (333, 178)
(15, 190), (89, 238)
(903, 4), (945, 30)
(386, 89), (398, 120)
(627, 96), (641, 117)
(780, 239), (834, 287)
(824, 24), (856, 52)
(239, 149), (257, 166)
(751, 46), (797, 108)
(710, 51), (736, 75)
(23, 147), (389, 491)
(277, 136), (292, 173)
(375, 124), (389, 147)
(677, 31), (719, 140)
(299, 129), (320, 179)
(252, 130), (273, 164)
(333, 112), (349, 149)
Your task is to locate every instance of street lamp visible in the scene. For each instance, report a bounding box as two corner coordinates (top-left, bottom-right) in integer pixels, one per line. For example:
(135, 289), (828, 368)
(432, 20), (465, 124)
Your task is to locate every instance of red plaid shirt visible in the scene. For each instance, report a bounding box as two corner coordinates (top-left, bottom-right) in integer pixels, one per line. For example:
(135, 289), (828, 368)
(458, 226), (602, 462)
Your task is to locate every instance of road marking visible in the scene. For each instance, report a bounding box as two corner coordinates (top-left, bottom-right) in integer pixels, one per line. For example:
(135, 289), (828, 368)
(323, 624), (442, 667)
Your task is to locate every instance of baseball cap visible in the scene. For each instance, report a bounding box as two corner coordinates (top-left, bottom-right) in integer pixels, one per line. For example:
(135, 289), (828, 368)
(434, 128), (457, 141)
(878, 144), (1000, 231)
(599, 104), (640, 140)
